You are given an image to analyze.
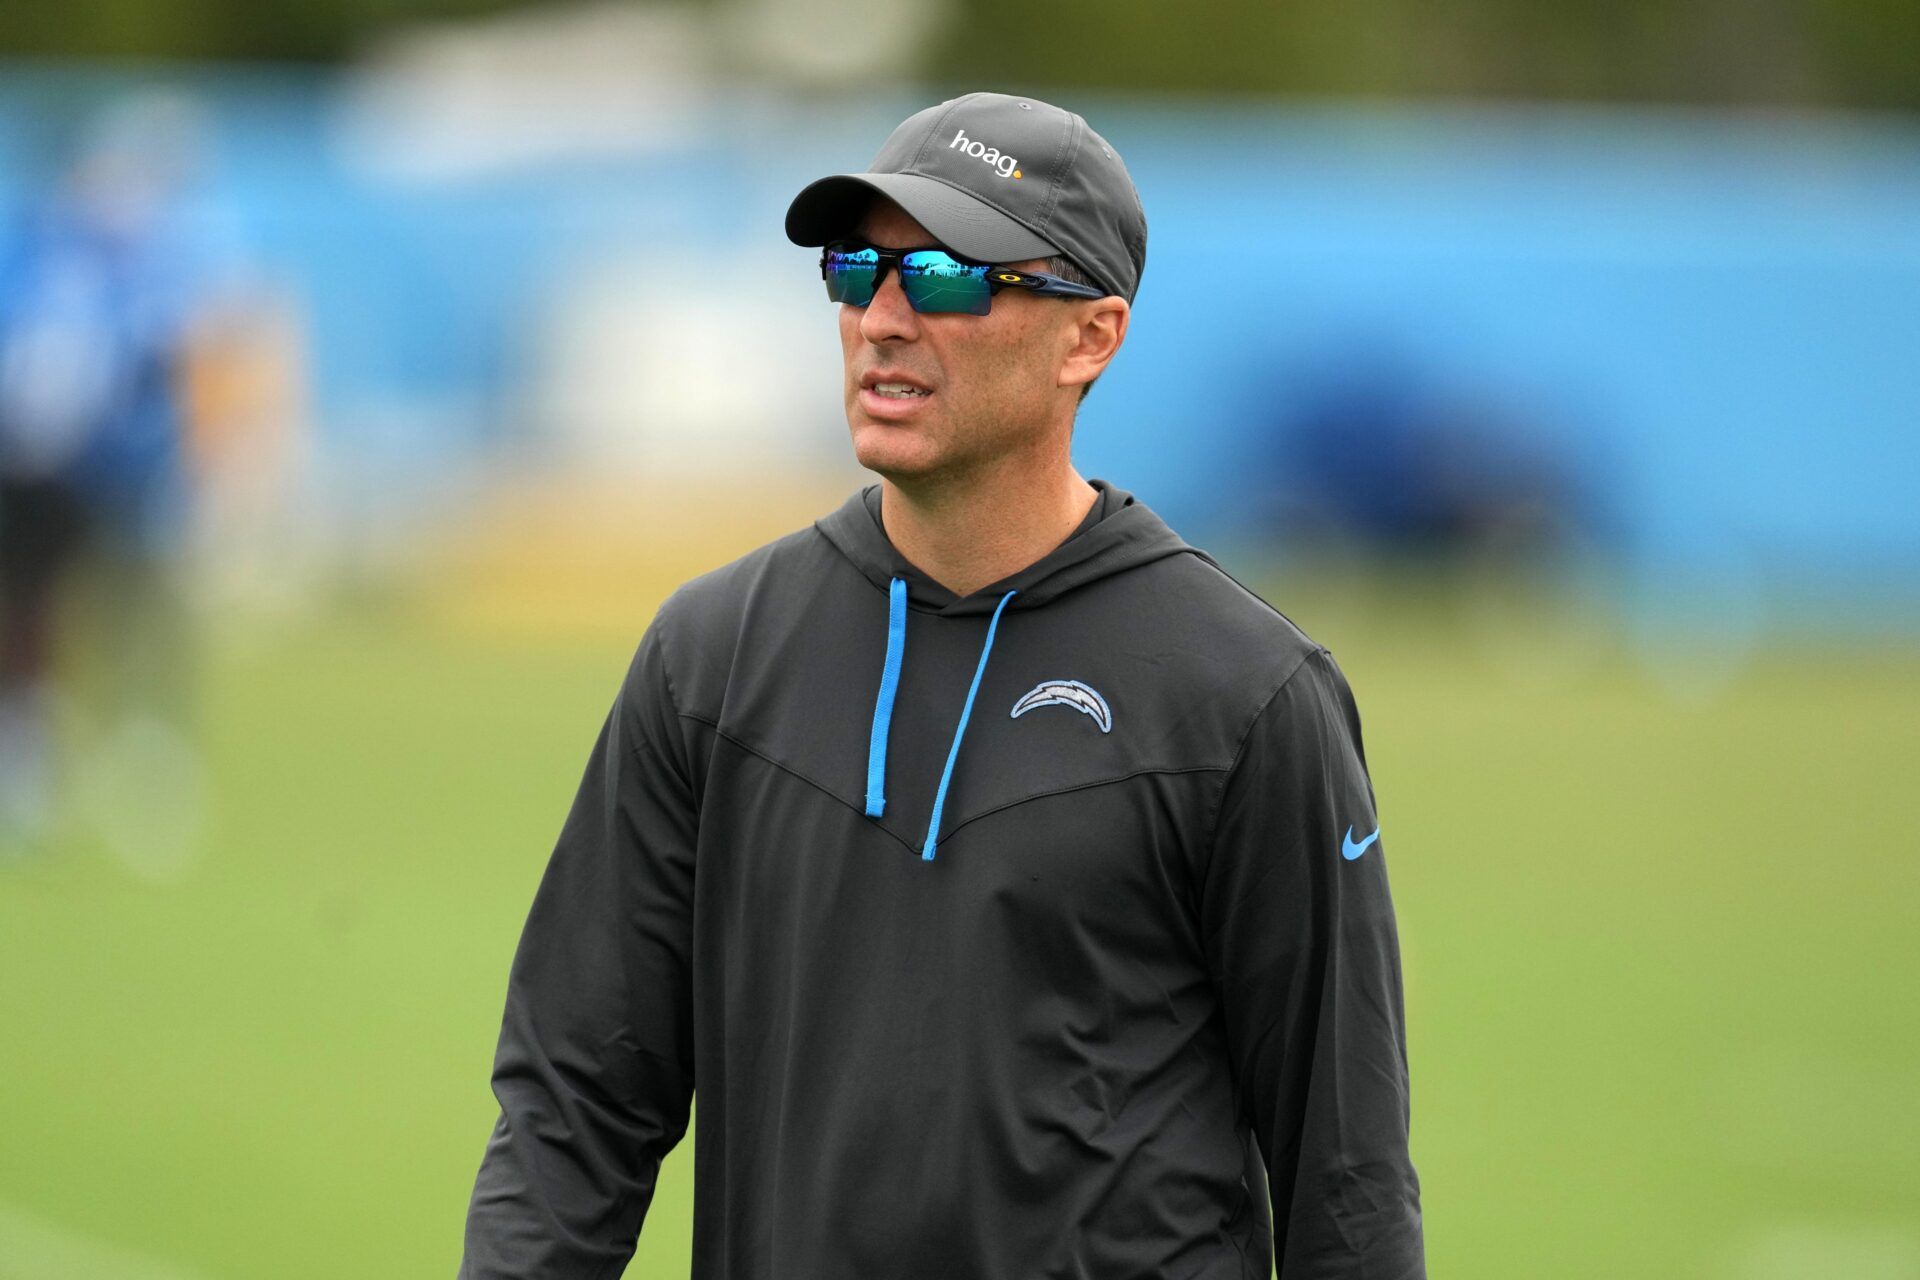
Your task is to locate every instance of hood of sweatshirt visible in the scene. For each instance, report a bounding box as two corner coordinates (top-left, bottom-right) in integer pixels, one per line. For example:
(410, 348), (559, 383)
(813, 476), (1201, 617)
(813, 477), (1205, 860)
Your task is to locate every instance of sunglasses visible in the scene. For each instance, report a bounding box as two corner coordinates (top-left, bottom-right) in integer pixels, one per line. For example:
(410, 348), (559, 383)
(821, 239), (1107, 316)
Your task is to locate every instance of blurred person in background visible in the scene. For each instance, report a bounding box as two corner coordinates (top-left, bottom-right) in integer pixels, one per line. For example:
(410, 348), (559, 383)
(0, 93), (256, 864)
(460, 92), (1424, 1278)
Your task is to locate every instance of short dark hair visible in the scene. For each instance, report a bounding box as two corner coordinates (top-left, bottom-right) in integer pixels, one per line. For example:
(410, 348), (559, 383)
(1040, 254), (1107, 405)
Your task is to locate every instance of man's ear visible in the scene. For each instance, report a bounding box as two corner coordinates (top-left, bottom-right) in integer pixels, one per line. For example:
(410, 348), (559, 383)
(1059, 296), (1130, 394)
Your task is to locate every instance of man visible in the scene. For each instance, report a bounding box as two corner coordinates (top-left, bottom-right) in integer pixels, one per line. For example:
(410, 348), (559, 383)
(460, 92), (1425, 1278)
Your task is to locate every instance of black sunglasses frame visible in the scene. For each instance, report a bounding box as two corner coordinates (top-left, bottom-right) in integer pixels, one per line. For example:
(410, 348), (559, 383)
(821, 239), (1109, 314)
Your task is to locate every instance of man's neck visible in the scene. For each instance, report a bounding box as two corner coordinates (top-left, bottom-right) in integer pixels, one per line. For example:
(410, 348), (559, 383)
(879, 460), (1099, 600)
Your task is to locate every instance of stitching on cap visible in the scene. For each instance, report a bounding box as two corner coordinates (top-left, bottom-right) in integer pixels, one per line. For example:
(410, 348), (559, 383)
(1037, 115), (1121, 297)
(1034, 110), (1079, 231)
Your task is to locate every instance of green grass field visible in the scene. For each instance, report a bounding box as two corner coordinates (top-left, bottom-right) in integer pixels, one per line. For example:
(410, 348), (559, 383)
(2, 560), (1916, 1279)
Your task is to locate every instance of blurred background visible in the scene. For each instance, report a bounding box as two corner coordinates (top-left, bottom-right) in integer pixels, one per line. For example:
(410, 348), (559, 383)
(0, 1), (1916, 1276)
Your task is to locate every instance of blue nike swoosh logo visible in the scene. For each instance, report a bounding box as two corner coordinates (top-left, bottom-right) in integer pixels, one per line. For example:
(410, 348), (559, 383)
(1341, 825), (1380, 860)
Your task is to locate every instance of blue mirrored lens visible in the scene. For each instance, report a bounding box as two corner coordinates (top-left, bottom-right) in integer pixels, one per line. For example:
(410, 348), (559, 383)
(825, 246), (878, 305)
(901, 251), (991, 315)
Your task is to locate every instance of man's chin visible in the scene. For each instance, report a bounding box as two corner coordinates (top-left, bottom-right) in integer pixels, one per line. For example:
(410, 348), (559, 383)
(849, 418), (941, 470)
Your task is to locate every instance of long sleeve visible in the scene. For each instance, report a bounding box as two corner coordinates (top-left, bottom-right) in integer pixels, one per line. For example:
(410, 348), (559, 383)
(459, 614), (699, 1278)
(1199, 646), (1425, 1278)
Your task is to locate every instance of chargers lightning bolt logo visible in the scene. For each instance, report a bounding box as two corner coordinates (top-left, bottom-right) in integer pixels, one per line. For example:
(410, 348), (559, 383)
(1342, 826), (1381, 860)
(1010, 679), (1112, 733)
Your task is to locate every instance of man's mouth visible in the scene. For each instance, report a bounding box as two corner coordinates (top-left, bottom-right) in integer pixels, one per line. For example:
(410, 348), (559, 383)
(858, 371), (935, 419)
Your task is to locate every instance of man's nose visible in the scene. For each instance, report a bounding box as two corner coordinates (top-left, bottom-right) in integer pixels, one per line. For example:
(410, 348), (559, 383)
(859, 263), (919, 342)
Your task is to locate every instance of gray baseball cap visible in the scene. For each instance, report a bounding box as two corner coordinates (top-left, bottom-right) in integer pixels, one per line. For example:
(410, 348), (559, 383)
(785, 92), (1147, 304)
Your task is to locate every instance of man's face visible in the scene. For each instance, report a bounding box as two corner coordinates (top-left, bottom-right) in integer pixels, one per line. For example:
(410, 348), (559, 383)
(838, 196), (1075, 481)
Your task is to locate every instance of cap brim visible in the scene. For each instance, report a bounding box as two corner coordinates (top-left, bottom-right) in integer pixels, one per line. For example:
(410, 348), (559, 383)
(785, 172), (1059, 264)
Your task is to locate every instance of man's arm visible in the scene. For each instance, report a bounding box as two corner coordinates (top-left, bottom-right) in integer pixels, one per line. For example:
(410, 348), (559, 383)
(1199, 645), (1425, 1277)
(459, 613), (698, 1278)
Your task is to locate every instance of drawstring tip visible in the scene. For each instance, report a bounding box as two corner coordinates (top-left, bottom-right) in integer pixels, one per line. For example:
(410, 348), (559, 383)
(865, 795), (884, 818)
(921, 843), (936, 862)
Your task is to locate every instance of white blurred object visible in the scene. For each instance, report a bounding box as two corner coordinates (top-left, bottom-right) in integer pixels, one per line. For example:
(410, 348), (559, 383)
(180, 281), (325, 624)
(74, 713), (207, 883)
(526, 245), (842, 474)
(336, 0), (953, 181)
(710, 0), (953, 87)
(337, 3), (714, 179)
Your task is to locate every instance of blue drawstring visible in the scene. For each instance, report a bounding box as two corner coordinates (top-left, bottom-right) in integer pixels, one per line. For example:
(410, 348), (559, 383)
(865, 575), (908, 817)
(923, 589), (1017, 861)
(860, 576), (1019, 862)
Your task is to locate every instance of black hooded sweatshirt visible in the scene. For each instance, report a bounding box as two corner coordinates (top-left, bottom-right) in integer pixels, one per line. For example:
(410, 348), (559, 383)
(459, 477), (1425, 1280)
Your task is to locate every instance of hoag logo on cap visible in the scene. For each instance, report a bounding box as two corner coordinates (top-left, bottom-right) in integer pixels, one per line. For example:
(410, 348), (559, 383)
(949, 128), (1021, 179)
(786, 91), (1147, 302)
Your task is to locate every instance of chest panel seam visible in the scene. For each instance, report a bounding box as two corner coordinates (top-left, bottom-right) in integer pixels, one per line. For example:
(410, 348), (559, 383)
(678, 709), (1231, 852)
